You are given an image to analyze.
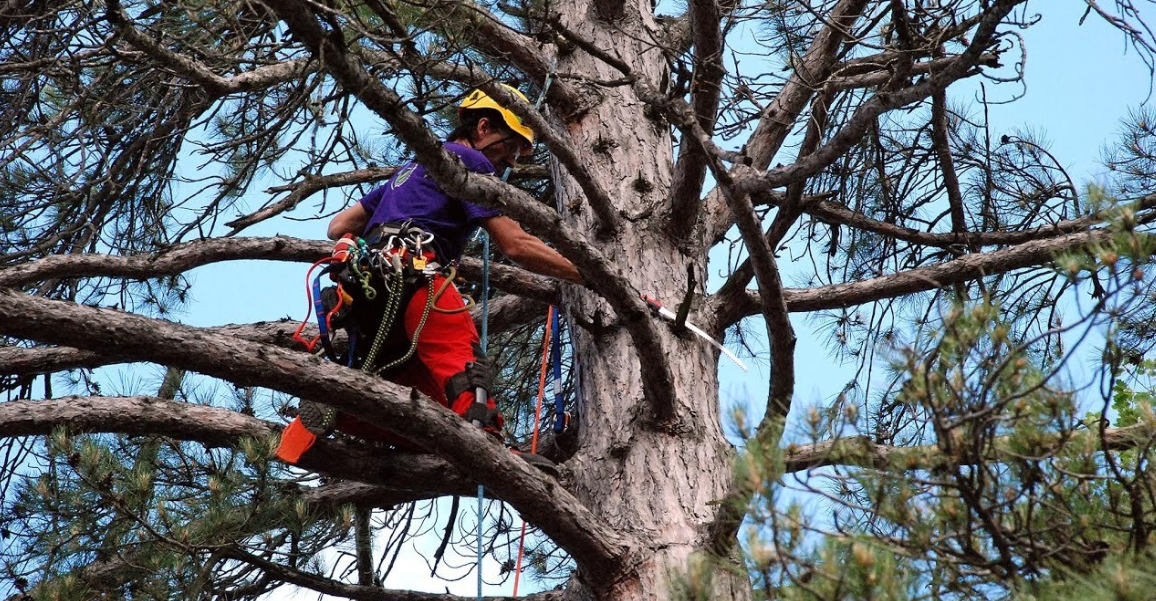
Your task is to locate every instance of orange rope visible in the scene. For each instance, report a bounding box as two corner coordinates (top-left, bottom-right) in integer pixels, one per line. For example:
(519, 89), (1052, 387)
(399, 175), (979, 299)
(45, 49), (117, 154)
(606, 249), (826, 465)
(292, 257), (336, 352)
(511, 306), (555, 596)
(324, 285), (346, 333)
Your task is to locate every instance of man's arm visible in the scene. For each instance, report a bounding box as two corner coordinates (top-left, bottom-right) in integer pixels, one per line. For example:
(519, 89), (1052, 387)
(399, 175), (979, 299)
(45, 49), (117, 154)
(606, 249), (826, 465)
(328, 203), (370, 240)
(482, 216), (584, 285)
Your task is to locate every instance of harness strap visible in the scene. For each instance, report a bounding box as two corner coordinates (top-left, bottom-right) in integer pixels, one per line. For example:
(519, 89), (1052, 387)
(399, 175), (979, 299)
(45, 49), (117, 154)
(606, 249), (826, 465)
(445, 351), (493, 402)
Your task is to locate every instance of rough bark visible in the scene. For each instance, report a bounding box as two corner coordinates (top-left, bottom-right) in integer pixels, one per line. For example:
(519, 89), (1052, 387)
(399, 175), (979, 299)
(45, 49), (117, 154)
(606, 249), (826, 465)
(546, 2), (750, 599)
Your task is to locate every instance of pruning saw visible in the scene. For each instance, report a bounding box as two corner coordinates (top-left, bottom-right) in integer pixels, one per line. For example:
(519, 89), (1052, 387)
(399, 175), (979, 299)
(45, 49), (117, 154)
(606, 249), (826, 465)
(642, 295), (749, 372)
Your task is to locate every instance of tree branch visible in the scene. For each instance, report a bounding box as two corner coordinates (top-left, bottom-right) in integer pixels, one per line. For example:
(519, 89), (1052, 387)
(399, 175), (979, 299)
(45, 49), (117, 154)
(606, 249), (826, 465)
(698, 0), (868, 241)
(932, 89), (969, 246)
(0, 289), (635, 581)
(710, 227), (1113, 330)
(724, 190), (797, 429)
(0, 295), (544, 379)
(412, 0), (586, 117)
(105, 0), (312, 98)
(666, 0), (726, 238)
(735, 0), (1025, 193)
(782, 421), (1156, 473)
(741, 0), (871, 171)
(0, 236), (559, 302)
(0, 395), (481, 497)
(226, 167), (399, 234)
(739, 191), (1156, 251)
(823, 52), (1002, 92)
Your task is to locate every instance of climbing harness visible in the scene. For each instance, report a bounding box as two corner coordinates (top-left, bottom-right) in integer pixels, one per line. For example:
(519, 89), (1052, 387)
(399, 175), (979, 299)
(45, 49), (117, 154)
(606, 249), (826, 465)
(294, 223), (465, 370)
(276, 223), (469, 463)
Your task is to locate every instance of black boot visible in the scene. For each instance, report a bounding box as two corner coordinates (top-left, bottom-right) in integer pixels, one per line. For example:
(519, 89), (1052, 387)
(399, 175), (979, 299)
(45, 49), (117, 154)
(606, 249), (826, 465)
(298, 400), (337, 437)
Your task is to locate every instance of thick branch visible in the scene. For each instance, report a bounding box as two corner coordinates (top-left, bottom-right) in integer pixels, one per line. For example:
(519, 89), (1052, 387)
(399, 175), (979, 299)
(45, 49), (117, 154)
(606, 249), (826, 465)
(710, 228), (1112, 330)
(782, 421), (1156, 473)
(659, 0), (744, 56)
(106, 0), (312, 98)
(0, 236), (326, 286)
(0, 395), (479, 497)
(743, 0), (870, 170)
(932, 90), (968, 242)
(0, 289), (635, 581)
(666, 0), (726, 238)
(1, 295), (543, 378)
(0, 236), (559, 302)
(725, 190), (797, 428)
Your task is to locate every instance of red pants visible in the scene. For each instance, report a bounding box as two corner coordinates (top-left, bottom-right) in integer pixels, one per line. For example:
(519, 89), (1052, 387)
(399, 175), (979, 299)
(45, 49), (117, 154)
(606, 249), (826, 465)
(336, 274), (498, 442)
(277, 274), (498, 462)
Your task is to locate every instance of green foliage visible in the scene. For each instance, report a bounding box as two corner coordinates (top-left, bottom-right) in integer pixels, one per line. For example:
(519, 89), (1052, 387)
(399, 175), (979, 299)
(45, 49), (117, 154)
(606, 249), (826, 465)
(703, 271), (1156, 599)
(1109, 361), (1156, 428)
(2, 422), (354, 600)
(1014, 552), (1156, 601)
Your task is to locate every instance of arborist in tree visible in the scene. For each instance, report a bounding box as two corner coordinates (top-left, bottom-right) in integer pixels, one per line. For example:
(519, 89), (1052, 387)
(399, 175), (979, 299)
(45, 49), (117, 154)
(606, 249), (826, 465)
(276, 85), (581, 472)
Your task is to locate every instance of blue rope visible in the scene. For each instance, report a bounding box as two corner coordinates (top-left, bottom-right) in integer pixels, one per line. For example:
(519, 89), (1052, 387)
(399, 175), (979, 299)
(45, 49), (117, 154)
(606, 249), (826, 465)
(476, 232), (489, 601)
(551, 312), (564, 432)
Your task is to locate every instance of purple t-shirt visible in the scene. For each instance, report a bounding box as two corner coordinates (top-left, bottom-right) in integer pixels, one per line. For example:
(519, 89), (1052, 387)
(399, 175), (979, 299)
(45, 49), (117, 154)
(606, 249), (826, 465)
(358, 143), (501, 261)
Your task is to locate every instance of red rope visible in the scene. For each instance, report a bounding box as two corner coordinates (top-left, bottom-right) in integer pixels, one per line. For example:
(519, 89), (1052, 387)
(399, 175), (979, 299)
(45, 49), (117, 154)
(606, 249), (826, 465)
(324, 285), (346, 333)
(512, 306), (555, 596)
(291, 257), (335, 352)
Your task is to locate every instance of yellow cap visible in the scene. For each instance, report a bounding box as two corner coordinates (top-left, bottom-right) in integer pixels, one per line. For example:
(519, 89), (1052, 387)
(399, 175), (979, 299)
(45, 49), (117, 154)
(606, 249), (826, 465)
(459, 85), (535, 156)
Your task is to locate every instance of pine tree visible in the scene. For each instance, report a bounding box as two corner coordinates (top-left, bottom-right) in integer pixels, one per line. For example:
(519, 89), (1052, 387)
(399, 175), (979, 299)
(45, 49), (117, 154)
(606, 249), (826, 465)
(3, 0), (1156, 599)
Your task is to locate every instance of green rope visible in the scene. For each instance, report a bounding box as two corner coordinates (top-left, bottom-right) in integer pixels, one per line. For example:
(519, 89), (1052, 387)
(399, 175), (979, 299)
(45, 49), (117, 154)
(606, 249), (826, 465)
(375, 277), (436, 375)
(361, 267), (405, 373)
(350, 250), (378, 300)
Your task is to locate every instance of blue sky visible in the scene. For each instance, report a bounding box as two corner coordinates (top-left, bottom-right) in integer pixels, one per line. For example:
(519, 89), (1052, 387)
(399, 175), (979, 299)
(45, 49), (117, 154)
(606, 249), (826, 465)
(719, 0), (1156, 436)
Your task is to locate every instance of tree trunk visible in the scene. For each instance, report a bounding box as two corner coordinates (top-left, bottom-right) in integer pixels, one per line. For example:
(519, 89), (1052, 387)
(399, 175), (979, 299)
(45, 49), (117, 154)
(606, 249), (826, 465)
(553, 3), (750, 599)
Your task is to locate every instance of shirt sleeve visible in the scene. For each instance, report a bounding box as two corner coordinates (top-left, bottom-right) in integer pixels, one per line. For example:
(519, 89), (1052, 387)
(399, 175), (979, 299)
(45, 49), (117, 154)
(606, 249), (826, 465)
(463, 200), (501, 223)
(358, 185), (385, 214)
